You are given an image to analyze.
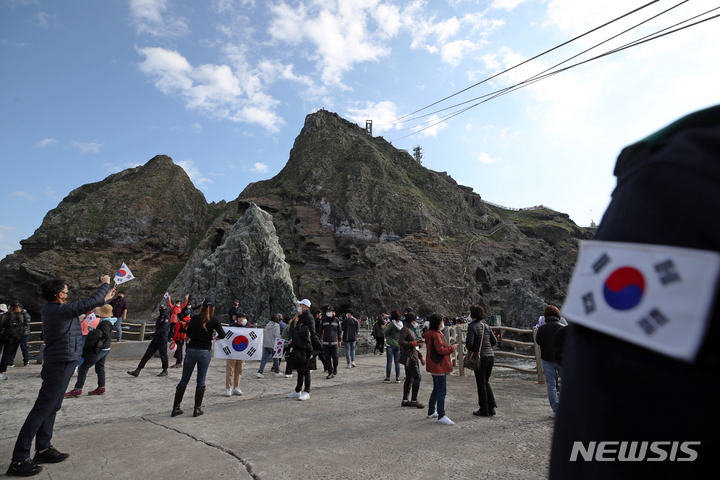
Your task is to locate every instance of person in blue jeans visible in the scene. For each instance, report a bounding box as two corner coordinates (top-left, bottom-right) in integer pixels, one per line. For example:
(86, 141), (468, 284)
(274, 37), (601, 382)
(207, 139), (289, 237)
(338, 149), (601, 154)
(535, 305), (565, 419)
(383, 310), (403, 382)
(171, 297), (225, 418)
(342, 310), (359, 368)
(257, 314), (282, 377)
(424, 314), (458, 426)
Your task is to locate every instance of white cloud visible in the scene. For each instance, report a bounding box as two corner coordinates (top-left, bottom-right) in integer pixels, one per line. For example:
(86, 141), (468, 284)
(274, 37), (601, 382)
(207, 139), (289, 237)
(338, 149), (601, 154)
(1, 39), (32, 47)
(0, 224), (21, 259)
(71, 140), (103, 153)
(191, 122), (202, 133)
(490, 0), (530, 12)
(129, 0), (189, 37)
(413, 114), (448, 138)
(10, 191), (36, 202)
(475, 152), (499, 164)
(137, 46), (284, 132)
(251, 162), (269, 174)
(35, 138), (56, 148)
(30, 11), (57, 29)
(268, 0), (391, 89)
(177, 159), (211, 186)
(3, 0), (39, 7)
(102, 161), (143, 172)
(44, 187), (62, 200)
(345, 100), (402, 134)
(441, 39), (479, 66)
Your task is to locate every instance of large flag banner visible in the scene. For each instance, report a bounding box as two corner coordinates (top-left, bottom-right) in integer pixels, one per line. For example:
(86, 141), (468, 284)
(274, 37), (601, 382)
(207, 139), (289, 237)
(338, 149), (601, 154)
(214, 327), (264, 361)
(114, 262), (135, 285)
(273, 338), (285, 359)
(563, 240), (720, 362)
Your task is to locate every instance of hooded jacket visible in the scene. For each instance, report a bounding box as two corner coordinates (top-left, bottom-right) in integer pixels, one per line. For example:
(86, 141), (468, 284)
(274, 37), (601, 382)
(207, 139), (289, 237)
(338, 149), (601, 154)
(384, 320), (403, 347)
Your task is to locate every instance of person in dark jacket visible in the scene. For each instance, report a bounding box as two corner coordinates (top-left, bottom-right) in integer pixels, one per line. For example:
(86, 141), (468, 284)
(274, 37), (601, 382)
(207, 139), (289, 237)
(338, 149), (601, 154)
(372, 313), (386, 355)
(65, 304), (115, 397)
(6, 301), (31, 367)
(0, 301), (29, 372)
(171, 297), (225, 418)
(287, 299), (318, 400)
(319, 305), (342, 379)
(108, 291), (127, 342)
(535, 305), (565, 419)
(342, 310), (360, 368)
(399, 312), (425, 408)
(466, 306), (497, 417)
(6, 276), (114, 477)
(127, 305), (171, 378)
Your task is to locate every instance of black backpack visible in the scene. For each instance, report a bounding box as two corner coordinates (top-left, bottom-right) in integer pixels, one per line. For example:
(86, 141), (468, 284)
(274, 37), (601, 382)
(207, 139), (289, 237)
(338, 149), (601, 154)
(0, 313), (24, 343)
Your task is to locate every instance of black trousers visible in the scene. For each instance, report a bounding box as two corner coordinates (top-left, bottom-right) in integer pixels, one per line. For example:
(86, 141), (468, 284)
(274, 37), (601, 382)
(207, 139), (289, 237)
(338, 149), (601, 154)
(138, 340), (169, 370)
(374, 338), (384, 354)
(0, 339), (18, 372)
(322, 345), (338, 374)
(403, 359), (422, 401)
(294, 356), (312, 393)
(12, 360), (76, 461)
(474, 356), (496, 415)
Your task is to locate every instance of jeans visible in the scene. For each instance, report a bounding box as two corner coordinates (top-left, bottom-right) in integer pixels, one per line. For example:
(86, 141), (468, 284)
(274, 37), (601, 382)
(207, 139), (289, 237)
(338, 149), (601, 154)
(114, 317), (123, 341)
(542, 360), (563, 414)
(178, 348), (212, 387)
(386, 346), (400, 379)
(174, 341), (184, 364)
(12, 360), (76, 461)
(9, 336), (30, 364)
(475, 356), (496, 415)
(75, 350), (109, 389)
(428, 373), (447, 419)
(345, 341), (356, 365)
(403, 359), (422, 401)
(258, 347), (279, 374)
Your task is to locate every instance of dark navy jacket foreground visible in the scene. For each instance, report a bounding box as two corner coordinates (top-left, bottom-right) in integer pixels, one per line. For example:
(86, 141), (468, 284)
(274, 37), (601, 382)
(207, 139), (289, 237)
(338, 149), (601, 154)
(41, 283), (111, 363)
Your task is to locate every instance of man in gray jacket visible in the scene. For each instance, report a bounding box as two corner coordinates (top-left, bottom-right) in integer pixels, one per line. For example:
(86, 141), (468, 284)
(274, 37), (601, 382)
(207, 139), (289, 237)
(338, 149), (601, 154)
(258, 315), (282, 377)
(6, 276), (114, 477)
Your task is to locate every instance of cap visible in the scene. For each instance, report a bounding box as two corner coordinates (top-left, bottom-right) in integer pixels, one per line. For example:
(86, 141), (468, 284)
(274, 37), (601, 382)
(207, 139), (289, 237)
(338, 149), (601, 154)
(404, 307), (414, 313)
(298, 299), (311, 308)
(236, 311), (247, 319)
(202, 297), (215, 307)
(9, 300), (23, 309)
(0, 304), (7, 313)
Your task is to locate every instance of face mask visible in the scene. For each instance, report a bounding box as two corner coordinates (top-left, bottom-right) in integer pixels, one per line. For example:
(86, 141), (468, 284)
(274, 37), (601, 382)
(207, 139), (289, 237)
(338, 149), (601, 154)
(297, 307), (303, 313)
(326, 312), (332, 317)
(440, 324), (445, 331)
(241, 319), (247, 326)
(411, 322), (417, 329)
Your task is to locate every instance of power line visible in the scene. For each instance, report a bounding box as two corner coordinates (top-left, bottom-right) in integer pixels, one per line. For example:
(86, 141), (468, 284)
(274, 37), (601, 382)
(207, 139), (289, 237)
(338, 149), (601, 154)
(380, 0), (660, 126)
(390, 6), (720, 142)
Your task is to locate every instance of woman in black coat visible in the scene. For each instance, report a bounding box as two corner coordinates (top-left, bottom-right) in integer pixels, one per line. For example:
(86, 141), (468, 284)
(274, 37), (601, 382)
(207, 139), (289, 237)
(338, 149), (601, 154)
(465, 306), (497, 417)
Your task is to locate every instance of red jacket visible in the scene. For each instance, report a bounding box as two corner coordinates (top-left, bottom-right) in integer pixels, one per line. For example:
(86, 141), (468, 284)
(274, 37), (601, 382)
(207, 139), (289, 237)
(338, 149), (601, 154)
(168, 298), (188, 322)
(424, 329), (455, 374)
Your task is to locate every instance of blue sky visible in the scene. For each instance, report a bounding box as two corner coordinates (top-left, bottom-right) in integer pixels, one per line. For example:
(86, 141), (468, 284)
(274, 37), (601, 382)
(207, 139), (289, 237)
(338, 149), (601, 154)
(2, 0), (719, 260)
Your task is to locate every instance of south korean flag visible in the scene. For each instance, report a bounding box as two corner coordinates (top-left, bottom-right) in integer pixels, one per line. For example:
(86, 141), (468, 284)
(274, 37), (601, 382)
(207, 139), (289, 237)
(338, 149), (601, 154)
(214, 327), (264, 361)
(563, 240), (720, 362)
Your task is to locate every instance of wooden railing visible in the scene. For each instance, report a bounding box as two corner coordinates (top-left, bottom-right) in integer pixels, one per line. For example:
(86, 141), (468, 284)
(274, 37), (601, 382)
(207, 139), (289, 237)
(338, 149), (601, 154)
(447, 324), (545, 384)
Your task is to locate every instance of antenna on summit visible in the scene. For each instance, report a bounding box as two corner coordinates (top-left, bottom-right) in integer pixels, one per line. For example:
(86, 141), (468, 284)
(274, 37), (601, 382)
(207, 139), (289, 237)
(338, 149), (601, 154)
(413, 144), (424, 166)
(365, 120), (372, 136)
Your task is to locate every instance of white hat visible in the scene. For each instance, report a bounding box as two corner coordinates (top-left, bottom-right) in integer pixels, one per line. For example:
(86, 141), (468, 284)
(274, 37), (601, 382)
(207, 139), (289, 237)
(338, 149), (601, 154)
(298, 299), (311, 308)
(0, 303), (7, 313)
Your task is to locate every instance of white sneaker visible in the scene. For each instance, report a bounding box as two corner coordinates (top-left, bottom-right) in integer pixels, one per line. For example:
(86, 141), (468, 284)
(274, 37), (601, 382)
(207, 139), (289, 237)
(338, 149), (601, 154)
(427, 412), (439, 419)
(284, 374), (293, 378)
(550, 412), (557, 419)
(256, 373), (264, 378)
(287, 390), (301, 398)
(233, 387), (243, 396)
(346, 365), (352, 369)
(351, 362), (356, 368)
(225, 388), (232, 397)
(438, 416), (455, 426)
(298, 391), (310, 401)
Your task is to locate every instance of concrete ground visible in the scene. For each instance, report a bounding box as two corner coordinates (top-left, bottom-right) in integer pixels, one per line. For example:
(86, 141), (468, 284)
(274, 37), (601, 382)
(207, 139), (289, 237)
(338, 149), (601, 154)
(0, 352), (555, 479)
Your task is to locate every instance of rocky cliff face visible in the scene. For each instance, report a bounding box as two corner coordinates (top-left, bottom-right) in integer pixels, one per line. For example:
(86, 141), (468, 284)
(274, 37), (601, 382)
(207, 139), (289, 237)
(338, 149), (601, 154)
(182, 203), (297, 323)
(200, 110), (593, 323)
(0, 155), (210, 316)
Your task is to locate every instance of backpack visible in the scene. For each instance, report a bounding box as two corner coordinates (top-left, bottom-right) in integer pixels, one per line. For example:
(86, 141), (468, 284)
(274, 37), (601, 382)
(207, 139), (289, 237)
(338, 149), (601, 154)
(0, 313), (24, 343)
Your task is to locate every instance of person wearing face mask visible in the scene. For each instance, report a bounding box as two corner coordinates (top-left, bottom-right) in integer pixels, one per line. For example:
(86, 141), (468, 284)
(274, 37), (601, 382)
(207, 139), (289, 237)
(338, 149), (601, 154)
(319, 306), (342, 379)
(383, 310), (404, 382)
(342, 310), (360, 369)
(225, 311), (251, 397)
(287, 299), (319, 400)
(466, 306), (497, 417)
(127, 305), (172, 378)
(257, 314), (281, 378)
(424, 314), (458, 426)
(399, 312), (425, 408)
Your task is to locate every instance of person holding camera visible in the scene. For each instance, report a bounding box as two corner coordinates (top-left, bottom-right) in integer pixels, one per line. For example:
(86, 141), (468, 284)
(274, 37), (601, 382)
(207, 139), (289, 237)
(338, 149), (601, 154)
(424, 314), (458, 426)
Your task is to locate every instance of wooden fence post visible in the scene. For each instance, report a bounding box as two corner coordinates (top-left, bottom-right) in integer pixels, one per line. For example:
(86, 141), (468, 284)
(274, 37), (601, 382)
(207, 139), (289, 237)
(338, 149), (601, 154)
(533, 326), (545, 384)
(139, 323), (146, 341)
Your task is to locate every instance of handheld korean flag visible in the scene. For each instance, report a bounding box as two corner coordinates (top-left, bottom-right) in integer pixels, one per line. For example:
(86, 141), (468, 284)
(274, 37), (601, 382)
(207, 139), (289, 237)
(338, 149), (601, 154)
(563, 240), (720, 362)
(164, 292), (169, 299)
(214, 327), (264, 361)
(114, 263), (135, 285)
(273, 338), (285, 359)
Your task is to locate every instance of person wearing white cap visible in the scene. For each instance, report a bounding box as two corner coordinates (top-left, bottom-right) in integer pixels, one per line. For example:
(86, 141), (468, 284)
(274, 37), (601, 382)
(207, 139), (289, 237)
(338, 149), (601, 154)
(287, 299), (317, 401)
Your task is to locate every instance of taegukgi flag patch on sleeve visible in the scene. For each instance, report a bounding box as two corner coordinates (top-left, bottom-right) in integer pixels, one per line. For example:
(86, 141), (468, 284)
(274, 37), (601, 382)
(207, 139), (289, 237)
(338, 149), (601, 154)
(563, 240), (720, 363)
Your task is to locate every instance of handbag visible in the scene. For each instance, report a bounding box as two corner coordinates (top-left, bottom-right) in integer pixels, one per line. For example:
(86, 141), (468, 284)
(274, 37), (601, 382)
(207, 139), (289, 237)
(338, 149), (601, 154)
(398, 352), (410, 366)
(463, 324), (484, 371)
